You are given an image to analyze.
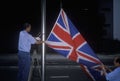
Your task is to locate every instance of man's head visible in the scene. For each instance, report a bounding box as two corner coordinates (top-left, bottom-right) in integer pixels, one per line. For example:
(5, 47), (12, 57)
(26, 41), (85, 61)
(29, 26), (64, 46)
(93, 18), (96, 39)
(23, 23), (31, 32)
(114, 56), (120, 67)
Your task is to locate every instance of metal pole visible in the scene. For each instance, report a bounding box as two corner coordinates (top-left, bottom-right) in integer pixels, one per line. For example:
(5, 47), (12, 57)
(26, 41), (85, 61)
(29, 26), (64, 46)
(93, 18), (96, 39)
(41, 0), (46, 81)
(60, 0), (62, 9)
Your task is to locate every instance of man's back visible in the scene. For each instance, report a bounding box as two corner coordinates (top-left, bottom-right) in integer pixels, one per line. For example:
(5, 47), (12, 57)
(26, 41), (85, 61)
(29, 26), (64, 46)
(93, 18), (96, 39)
(18, 30), (36, 52)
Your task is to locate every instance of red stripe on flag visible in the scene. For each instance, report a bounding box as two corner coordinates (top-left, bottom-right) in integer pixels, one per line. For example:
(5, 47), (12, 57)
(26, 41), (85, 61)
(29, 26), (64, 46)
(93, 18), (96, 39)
(73, 34), (85, 48)
(53, 24), (74, 46)
(77, 52), (101, 64)
(68, 49), (78, 62)
(61, 9), (68, 28)
(47, 45), (71, 49)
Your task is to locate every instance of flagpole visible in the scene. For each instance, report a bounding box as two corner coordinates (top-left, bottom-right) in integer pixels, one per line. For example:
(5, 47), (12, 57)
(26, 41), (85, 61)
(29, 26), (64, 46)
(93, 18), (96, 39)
(41, 0), (46, 81)
(60, 0), (62, 9)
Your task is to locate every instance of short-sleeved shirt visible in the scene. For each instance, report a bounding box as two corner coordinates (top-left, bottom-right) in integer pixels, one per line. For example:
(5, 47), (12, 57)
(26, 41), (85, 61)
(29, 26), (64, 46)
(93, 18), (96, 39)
(18, 30), (36, 52)
(106, 67), (120, 81)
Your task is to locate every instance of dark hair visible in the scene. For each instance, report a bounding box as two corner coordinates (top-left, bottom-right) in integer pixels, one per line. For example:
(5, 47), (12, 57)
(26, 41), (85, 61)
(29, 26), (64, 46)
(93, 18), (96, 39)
(23, 23), (31, 30)
(116, 57), (120, 64)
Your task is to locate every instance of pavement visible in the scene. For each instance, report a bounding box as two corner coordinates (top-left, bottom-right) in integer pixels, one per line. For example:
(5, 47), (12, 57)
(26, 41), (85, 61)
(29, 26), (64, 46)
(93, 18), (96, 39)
(0, 52), (120, 81)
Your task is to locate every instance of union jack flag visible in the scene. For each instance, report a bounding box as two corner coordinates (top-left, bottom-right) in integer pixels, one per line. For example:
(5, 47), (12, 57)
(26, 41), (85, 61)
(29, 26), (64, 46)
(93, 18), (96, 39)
(46, 9), (106, 81)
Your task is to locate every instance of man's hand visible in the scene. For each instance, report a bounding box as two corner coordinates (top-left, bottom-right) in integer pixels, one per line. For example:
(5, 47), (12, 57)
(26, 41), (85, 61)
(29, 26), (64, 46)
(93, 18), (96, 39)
(35, 37), (41, 41)
(100, 64), (112, 76)
(100, 64), (107, 76)
(104, 65), (112, 72)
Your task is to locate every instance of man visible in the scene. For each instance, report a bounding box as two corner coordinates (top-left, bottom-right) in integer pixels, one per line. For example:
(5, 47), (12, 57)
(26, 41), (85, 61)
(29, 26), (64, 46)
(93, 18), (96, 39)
(17, 23), (43, 81)
(102, 56), (120, 81)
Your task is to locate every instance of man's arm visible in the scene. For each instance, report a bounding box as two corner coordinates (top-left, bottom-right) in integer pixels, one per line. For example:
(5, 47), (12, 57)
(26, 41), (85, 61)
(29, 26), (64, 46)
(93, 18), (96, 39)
(101, 65), (119, 81)
(35, 40), (44, 44)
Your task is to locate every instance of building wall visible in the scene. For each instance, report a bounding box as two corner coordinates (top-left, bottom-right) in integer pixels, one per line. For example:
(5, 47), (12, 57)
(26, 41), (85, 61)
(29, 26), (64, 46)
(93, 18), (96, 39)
(98, 0), (113, 39)
(113, 0), (120, 40)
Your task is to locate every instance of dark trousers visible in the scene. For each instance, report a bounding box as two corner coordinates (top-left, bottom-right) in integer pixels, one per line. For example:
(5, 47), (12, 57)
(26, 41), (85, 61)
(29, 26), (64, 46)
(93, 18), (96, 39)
(17, 51), (31, 81)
